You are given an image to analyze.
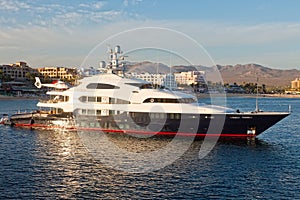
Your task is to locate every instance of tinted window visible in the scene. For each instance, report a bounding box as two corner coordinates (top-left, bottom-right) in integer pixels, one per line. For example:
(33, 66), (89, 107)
(86, 83), (120, 89)
(125, 83), (153, 89)
(88, 96), (96, 102)
(143, 98), (196, 103)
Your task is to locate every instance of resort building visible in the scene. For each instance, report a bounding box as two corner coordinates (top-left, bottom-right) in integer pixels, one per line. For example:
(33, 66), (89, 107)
(126, 73), (177, 89)
(291, 78), (300, 90)
(0, 61), (39, 81)
(37, 67), (77, 80)
(126, 70), (206, 90)
(285, 78), (300, 94)
(174, 71), (206, 86)
(162, 74), (177, 90)
(126, 73), (166, 86)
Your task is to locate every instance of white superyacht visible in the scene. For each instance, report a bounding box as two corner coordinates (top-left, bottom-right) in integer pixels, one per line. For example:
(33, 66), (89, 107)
(5, 46), (290, 138)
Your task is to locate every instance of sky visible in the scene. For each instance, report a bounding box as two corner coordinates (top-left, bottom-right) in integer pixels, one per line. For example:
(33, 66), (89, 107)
(1, 0), (300, 70)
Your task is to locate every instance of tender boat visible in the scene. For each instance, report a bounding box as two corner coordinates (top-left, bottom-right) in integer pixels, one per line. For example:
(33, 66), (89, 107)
(0, 114), (11, 125)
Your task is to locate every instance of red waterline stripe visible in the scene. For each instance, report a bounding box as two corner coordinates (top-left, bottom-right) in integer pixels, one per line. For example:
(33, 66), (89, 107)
(13, 123), (254, 137)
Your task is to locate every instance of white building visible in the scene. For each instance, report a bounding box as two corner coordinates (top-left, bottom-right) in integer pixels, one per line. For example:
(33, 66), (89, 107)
(162, 74), (177, 90)
(126, 73), (165, 86)
(174, 71), (206, 85)
(126, 70), (206, 90)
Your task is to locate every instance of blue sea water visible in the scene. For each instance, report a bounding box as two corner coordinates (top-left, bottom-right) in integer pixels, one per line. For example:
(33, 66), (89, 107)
(0, 97), (299, 199)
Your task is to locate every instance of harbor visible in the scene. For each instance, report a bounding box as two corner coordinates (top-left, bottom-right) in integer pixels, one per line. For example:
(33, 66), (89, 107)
(1, 0), (299, 199)
(0, 97), (299, 199)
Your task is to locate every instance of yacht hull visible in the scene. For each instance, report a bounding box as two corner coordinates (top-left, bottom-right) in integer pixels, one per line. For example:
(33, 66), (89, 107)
(9, 112), (289, 137)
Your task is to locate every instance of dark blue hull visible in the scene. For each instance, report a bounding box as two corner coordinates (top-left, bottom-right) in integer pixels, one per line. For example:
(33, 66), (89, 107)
(8, 111), (289, 137)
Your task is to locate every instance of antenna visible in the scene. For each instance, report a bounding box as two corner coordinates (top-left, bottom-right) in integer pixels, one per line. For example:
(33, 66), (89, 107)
(106, 45), (126, 76)
(255, 76), (259, 112)
(169, 54), (173, 90)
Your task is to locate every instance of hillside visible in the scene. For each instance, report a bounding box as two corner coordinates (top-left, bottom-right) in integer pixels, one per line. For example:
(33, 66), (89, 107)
(125, 62), (300, 87)
(216, 64), (300, 87)
(125, 61), (210, 74)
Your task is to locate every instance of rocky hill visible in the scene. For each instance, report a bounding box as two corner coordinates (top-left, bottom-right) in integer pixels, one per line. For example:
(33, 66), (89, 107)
(216, 64), (300, 87)
(125, 61), (210, 74)
(125, 62), (300, 87)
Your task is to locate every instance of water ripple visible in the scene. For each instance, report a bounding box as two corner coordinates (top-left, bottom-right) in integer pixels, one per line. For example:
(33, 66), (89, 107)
(0, 98), (299, 199)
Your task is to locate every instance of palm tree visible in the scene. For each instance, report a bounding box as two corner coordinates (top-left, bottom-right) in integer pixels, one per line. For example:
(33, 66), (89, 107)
(0, 70), (3, 81)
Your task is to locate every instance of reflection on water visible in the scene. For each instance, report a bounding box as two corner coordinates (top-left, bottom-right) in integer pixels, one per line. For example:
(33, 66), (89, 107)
(0, 97), (299, 199)
(0, 125), (299, 199)
(0, 127), (279, 199)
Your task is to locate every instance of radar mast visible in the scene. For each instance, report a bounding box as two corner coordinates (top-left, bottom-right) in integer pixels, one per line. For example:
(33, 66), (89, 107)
(99, 45), (126, 77)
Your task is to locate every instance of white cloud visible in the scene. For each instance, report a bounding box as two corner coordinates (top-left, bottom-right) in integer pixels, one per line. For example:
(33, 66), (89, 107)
(123, 0), (145, 7)
(47, 10), (125, 28)
(79, 1), (106, 10)
(123, 0), (129, 7)
(0, 0), (31, 11)
(94, 1), (106, 9)
(1, 17), (300, 69)
(89, 10), (124, 22)
(51, 12), (84, 27)
(0, 1), (122, 28)
(165, 21), (300, 47)
(131, 0), (143, 6)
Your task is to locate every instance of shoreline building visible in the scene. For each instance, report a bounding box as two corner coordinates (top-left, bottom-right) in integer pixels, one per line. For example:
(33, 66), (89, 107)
(285, 77), (300, 94)
(126, 73), (177, 89)
(291, 78), (300, 90)
(174, 71), (205, 85)
(126, 70), (205, 91)
(0, 62), (41, 96)
(37, 67), (77, 80)
(126, 73), (166, 87)
(162, 74), (177, 90)
(0, 61), (39, 81)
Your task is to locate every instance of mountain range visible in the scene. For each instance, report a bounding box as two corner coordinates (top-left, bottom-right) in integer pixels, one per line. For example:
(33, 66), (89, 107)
(125, 62), (300, 87)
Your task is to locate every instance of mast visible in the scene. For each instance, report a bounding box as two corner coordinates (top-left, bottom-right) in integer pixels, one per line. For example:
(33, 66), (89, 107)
(102, 45), (125, 76)
(255, 76), (259, 112)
